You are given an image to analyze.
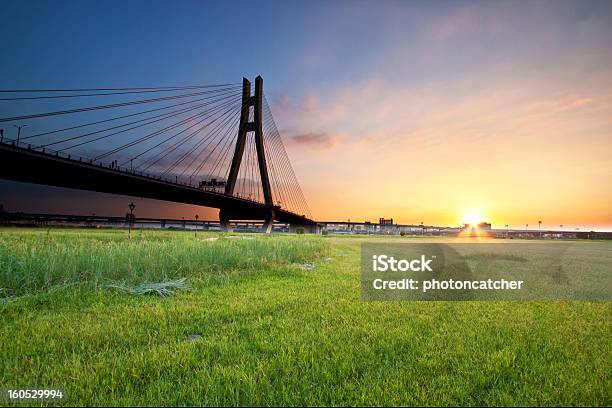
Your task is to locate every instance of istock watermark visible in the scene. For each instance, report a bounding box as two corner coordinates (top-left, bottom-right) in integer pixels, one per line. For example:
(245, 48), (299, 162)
(361, 243), (612, 301)
(372, 254), (434, 272)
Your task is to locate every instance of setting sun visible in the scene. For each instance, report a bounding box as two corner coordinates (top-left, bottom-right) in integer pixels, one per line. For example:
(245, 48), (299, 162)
(462, 212), (485, 227)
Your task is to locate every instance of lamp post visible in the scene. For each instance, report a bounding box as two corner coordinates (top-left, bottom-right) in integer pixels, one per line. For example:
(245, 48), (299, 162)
(14, 124), (27, 144)
(538, 220), (542, 239)
(128, 202), (135, 239)
(195, 214), (199, 238)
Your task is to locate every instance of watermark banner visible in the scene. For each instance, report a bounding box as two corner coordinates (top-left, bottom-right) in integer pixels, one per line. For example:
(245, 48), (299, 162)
(361, 242), (612, 301)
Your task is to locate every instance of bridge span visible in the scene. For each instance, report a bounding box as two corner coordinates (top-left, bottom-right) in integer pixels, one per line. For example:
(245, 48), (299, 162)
(0, 141), (318, 229)
(0, 76), (318, 232)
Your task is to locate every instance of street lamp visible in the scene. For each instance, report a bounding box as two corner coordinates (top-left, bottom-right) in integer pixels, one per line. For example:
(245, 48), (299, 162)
(195, 214), (199, 238)
(14, 124), (27, 144)
(128, 202), (135, 239)
(538, 220), (542, 239)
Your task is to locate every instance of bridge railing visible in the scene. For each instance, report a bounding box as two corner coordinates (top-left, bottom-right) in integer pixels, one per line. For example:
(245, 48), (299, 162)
(0, 135), (311, 219)
(0, 135), (223, 189)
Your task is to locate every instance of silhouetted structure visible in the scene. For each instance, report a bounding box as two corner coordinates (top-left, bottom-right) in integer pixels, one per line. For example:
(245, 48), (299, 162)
(222, 77), (276, 233)
(0, 77), (317, 233)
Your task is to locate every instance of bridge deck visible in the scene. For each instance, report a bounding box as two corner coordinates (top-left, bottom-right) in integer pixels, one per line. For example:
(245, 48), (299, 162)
(0, 142), (317, 226)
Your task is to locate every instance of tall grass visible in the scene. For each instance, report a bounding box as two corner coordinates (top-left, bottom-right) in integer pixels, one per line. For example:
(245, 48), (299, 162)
(0, 228), (330, 296)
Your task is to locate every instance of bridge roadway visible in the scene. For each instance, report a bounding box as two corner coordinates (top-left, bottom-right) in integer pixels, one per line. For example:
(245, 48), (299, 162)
(0, 141), (317, 227)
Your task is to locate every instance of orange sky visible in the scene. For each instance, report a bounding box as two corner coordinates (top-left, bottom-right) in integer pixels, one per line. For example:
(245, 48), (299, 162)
(272, 10), (612, 231)
(280, 78), (612, 229)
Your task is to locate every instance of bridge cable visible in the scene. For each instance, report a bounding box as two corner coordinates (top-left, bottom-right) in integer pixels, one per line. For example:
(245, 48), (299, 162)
(179, 105), (241, 181)
(0, 85), (242, 123)
(138, 99), (241, 174)
(191, 112), (240, 181)
(54, 95), (239, 155)
(19, 87), (242, 142)
(158, 101), (241, 177)
(118, 95), (241, 167)
(262, 115), (290, 209)
(0, 84), (241, 101)
(262, 116), (291, 209)
(120, 97), (240, 167)
(39, 90), (241, 150)
(265, 94), (312, 217)
(262, 104), (301, 214)
(93, 95), (240, 161)
(161, 101), (241, 178)
(0, 83), (240, 93)
(263, 95), (311, 217)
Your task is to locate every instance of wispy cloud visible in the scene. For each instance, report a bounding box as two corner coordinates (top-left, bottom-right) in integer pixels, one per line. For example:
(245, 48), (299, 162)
(285, 131), (336, 149)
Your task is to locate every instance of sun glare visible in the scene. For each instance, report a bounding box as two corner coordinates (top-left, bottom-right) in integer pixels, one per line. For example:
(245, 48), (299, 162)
(463, 212), (484, 227)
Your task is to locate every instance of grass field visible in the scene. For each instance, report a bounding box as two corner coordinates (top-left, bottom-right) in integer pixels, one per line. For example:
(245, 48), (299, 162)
(0, 228), (610, 406)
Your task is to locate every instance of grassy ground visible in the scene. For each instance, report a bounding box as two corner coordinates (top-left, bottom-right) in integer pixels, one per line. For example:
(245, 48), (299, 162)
(0, 228), (610, 406)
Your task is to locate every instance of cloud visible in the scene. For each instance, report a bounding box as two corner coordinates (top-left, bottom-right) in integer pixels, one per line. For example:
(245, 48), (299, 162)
(272, 95), (291, 111)
(286, 131), (336, 149)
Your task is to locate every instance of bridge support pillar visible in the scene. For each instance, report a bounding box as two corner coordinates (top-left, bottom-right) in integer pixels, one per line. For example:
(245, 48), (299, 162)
(219, 208), (277, 234)
(219, 209), (233, 233)
(261, 209), (275, 234)
(221, 76), (279, 234)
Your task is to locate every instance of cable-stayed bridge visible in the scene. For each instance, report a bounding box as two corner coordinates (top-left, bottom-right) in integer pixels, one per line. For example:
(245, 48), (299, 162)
(0, 76), (317, 232)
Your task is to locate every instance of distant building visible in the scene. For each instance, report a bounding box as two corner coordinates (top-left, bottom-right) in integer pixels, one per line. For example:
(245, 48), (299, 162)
(462, 221), (492, 237)
(463, 222), (491, 231)
(477, 222), (491, 231)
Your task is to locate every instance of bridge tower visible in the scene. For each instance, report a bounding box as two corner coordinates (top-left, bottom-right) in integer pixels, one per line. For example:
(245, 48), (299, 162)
(221, 76), (276, 233)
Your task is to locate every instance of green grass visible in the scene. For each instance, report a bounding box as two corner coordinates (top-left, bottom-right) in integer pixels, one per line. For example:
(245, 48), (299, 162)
(0, 228), (328, 296)
(0, 228), (610, 406)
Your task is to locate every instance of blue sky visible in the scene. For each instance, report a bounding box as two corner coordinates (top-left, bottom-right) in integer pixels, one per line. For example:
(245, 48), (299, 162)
(1, 0), (611, 228)
(3, 0), (606, 97)
(1, 0), (381, 94)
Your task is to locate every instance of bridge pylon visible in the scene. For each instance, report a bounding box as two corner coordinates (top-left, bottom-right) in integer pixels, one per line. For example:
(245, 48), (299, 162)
(221, 76), (276, 233)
